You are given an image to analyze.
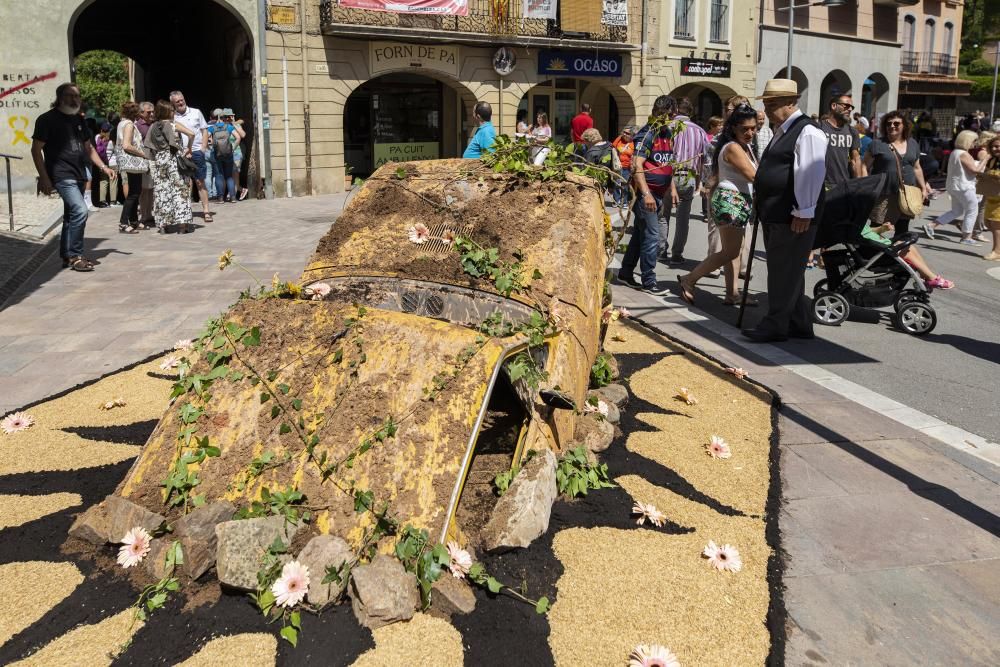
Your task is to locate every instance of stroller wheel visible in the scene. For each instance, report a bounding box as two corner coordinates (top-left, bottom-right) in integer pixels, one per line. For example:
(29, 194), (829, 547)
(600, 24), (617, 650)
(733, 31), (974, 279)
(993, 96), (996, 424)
(893, 290), (922, 313)
(896, 302), (937, 336)
(812, 279), (829, 298)
(813, 292), (850, 326)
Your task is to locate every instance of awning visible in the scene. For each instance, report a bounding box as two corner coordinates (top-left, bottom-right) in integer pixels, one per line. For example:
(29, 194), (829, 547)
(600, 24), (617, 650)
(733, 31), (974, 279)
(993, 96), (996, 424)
(899, 75), (972, 96)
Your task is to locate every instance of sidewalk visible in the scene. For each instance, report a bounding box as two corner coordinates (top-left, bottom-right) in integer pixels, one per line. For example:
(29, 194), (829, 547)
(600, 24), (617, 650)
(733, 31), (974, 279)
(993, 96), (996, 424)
(0, 193), (349, 417)
(611, 286), (1000, 665)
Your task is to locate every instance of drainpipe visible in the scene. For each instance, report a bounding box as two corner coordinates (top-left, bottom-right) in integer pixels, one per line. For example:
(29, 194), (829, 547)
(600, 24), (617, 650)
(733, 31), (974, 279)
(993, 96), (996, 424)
(640, 0), (648, 87)
(257, 0), (274, 199)
(281, 48), (293, 198)
(300, 0), (313, 195)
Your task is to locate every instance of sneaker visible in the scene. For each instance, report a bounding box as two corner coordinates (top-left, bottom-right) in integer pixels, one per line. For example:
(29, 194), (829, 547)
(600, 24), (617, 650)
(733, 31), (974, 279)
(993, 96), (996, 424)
(616, 272), (641, 287)
(922, 223), (936, 240)
(87, 204), (100, 212)
(972, 234), (987, 242)
(958, 238), (981, 246)
(668, 255), (685, 265)
(924, 275), (955, 290)
(641, 284), (671, 296)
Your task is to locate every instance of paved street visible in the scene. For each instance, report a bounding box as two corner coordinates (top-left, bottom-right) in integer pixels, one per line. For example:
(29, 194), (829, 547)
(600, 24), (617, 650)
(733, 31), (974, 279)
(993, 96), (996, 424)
(617, 193), (1000, 447)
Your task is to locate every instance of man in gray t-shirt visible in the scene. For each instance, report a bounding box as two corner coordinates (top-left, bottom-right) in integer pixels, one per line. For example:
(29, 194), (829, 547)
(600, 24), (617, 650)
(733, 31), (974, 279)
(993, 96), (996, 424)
(819, 93), (866, 187)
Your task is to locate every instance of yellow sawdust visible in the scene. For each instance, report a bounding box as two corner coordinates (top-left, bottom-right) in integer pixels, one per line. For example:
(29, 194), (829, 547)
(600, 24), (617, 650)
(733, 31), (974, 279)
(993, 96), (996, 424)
(0, 357), (174, 476)
(10, 608), (142, 667)
(0, 493), (82, 529)
(549, 527), (770, 666)
(548, 318), (773, 666)
(0, 561), (83, 645)
(176, 633), (277, 667)
(351, 613), (464, 667)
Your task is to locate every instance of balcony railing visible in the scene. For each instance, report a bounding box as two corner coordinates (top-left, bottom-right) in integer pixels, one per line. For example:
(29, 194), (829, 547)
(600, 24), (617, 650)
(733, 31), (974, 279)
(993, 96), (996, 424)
(319, 0), (633, 45)
(902, 50), (957, 76)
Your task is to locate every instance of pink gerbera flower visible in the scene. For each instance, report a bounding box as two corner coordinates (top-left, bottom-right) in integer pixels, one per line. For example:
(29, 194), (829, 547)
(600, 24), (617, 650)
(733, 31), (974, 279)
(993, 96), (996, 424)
(617, 307), (631, 318)
(117, 527), (152, 568)
(632, 502), (666, 528)
(706, 435), (731, 459)
(441, 230), (456, 246)
(271, 561), (311, 607)
(703, 540), (743, 572)
(628, 644), (680, 667)
(447, 541), (473, 579)
(307, 282), (332, 300)
(1, 412), (35, 434)
(676, 387), (697, 405)
(174, 339), (194, 351)
(159, 355), (181, 371)
(726, 367), (748, 380)
(602, 307), (620, 324)
(408, 223), (430, 244)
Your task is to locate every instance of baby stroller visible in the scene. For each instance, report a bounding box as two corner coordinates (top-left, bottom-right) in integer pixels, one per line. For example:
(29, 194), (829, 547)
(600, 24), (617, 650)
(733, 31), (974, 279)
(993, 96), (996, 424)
(810, 174), (937, 336)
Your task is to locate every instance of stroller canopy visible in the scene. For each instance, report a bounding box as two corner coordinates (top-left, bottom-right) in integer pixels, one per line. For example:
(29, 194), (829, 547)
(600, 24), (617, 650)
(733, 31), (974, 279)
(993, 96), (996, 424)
(815, 173), (887, 249)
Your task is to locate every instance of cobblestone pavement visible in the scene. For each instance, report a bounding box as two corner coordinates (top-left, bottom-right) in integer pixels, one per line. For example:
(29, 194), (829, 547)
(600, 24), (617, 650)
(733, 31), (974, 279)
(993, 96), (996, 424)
(1, 191), (63, 236)
(0, 194), (348, 417)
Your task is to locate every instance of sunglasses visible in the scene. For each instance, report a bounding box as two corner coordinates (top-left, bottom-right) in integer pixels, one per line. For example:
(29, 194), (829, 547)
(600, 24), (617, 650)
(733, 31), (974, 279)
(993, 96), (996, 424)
(888, 121), (904, 127)
(835, 102), (855, 111)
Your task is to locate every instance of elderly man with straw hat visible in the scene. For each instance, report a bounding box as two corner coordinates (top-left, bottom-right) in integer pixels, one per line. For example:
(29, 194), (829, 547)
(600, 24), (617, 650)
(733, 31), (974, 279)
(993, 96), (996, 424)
(742, 79), (828, 343)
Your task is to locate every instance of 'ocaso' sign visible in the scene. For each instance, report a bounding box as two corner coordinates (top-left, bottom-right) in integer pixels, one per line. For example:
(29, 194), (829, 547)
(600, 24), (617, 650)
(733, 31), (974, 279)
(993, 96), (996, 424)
(537, 50), (623, 78)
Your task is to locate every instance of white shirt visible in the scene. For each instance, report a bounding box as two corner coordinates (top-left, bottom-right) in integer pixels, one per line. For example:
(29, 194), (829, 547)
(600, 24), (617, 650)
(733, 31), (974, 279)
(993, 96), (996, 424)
(718, 142), (756, 195)
(174, 106), (208, 152)
(772, 110), (827, 219)
(754, 124), (773, 155)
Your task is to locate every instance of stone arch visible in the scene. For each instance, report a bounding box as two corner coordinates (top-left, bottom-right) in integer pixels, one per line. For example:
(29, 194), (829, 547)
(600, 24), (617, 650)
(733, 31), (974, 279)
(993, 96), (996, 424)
(861, 72), (891, 117)
(670, 81), (740, 121)
(819, 69), (852, 116)
(774, 66), (809, 113)
(513, 78), (637, 143)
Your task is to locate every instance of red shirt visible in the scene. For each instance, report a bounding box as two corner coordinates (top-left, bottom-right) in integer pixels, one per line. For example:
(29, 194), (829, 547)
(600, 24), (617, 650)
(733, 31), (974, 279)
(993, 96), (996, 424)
(571, 113), (593, 144)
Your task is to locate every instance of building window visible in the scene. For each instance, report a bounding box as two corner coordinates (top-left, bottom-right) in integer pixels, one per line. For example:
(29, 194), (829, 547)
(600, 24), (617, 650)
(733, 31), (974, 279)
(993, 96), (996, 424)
(943, 21), (954, 55)
(902, 15), (915, 52)
(710, 0), (730, 44)
(674, 0), (696, 40)
(924, 18), (936, 53)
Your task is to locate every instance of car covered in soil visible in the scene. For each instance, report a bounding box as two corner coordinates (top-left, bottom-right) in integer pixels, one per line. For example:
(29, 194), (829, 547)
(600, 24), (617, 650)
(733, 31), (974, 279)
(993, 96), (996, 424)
(116, 158), (610, 552)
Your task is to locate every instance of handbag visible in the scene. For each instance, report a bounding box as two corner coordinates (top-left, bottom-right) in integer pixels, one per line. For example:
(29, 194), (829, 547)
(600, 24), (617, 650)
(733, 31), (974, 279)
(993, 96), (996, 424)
(175, 153), (198, 178)
(890, 143), (924, 219)
(115, 120), (149, 174)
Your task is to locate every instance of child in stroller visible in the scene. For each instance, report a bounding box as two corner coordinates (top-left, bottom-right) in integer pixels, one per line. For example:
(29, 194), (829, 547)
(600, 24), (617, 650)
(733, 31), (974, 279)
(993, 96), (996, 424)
(812, 175), (953, 336)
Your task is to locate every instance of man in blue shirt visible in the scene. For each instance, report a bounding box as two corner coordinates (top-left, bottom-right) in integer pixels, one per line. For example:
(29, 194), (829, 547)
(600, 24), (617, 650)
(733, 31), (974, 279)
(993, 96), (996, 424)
(463, 102), (496, 158)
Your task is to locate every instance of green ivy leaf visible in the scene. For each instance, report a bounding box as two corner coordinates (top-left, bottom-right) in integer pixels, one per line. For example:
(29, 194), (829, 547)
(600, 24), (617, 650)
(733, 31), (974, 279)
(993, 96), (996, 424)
(270, 405), (280, 419)
(278, 384), (290, 395)
(280, 625), (298, 647)
(279, 423), (292, 435)
(535, 596), (550, 614)
(260, 392), (271, 404)
(291, 399), (303, 411)
(486, 577), (503, 594)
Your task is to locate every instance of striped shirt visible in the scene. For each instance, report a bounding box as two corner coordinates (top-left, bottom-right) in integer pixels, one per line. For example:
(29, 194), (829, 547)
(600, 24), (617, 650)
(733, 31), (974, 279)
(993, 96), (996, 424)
(670, 115), (709, 184)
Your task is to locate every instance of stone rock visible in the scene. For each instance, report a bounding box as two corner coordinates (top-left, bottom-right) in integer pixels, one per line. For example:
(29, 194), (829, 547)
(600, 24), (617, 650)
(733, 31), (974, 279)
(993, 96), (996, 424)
(482, 449), (557, 551)
(299, 535), (353, 607)
(575, 414), (615, 454)
(428, 573), (477, 619)
(174, 501), (235, 580)
(68, 495), (165, 545)
(606, 354), (621, 381)
(594, 383), (628, 407)
(587, 393), (621, 425)
(349, 555), (420, 629)
(215, 515), (303, 591)
(144, 538), (172, 580)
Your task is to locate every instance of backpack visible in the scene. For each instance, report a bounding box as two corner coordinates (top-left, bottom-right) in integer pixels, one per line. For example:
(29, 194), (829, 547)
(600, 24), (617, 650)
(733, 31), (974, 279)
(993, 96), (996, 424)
(212, 124), (233, 159)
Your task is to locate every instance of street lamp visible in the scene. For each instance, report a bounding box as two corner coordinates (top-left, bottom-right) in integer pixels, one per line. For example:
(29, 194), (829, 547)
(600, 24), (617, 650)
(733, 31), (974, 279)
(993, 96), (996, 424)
(776, 0), (846, 79)
(991, 41), (999, 123)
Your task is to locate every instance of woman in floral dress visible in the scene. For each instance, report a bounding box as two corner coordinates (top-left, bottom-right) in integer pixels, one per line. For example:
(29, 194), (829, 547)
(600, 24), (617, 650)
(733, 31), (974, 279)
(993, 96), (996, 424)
(143, 100), (193, 234)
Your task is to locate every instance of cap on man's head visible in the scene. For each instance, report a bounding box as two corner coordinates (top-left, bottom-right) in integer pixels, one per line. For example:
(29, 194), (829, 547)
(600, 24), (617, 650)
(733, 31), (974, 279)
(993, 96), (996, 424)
(222, 108), (235, 116)
(756, 79), (800, 100)
(211, 108), (223, 118)
(100, 122), (111, 131)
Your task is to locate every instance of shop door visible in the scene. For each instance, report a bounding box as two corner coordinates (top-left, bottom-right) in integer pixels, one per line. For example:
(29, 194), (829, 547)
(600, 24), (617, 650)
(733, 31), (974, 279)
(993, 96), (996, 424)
(530, 92), (551, 130)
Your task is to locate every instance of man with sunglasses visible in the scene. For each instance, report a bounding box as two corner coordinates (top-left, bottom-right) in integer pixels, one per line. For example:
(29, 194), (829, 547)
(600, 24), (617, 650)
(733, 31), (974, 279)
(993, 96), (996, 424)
(820, 93), (866, 187)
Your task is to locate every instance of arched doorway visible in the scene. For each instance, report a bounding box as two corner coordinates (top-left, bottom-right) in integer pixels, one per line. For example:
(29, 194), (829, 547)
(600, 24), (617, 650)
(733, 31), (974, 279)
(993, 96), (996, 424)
(669, 82), (740, 124)
(861, 73), (890, 118)
(69, 0), (258, 193)
(819, 70), (852, 117)
(343, 73), (477, 177)
(516, 79), (636, 145)
(774, 66), (809, 114)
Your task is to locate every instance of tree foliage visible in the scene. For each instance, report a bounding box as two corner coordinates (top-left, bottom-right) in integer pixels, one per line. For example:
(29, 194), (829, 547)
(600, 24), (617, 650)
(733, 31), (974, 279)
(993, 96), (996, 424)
(75, 50), (130, 117)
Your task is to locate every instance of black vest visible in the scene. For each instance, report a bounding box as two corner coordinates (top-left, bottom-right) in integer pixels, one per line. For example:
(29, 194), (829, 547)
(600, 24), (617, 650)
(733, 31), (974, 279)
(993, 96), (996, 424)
(755, 114), (825, 224)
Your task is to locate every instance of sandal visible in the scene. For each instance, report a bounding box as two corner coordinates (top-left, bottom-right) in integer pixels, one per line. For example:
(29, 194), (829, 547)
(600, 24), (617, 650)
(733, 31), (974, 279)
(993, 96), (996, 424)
(724, 292), (759, 306)
(119, 224), (140, 234)
(67, 257), (94, 272)
(677, 275), (695, 305)
(203, 212), (214, 223)
(239, 188), (249, 201)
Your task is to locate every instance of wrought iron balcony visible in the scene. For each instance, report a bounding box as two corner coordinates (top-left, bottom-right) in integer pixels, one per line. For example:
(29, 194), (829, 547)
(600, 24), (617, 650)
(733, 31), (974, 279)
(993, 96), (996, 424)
(901, 50), (920, 74)
(902, 51), (957, 76)
(319, 0), (634, 47)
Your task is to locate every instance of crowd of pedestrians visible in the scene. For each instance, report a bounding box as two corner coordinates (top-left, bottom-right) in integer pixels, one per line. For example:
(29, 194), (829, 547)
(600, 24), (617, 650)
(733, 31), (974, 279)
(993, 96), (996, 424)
(31, 82), (250, 272)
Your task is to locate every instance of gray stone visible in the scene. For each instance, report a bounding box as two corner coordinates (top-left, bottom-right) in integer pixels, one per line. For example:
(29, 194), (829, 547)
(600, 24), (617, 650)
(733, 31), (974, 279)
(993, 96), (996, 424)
(482, 449), (557, 551)
(299, 535), (353, 607)
(215, 515), (304, 591)
(173, 501), (236, 580)
(144, 538), (172, 580)
(575, 414), (615, 454)
(594, 383), (628, 407)
(67, 495), (166, 545)
(428, 574), (477, 619)
(349, 555), (420, 629)
(606, 354), (621, 381)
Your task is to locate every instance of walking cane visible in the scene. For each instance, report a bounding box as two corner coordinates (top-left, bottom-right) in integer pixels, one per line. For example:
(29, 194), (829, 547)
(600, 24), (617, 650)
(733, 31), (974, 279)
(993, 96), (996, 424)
(736, 210), (760, 329)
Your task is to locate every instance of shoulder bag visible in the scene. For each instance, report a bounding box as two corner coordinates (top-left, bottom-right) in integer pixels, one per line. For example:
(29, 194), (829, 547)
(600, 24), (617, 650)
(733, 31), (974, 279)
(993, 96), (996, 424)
(890, 143), (924, 219)
(116, 120), (149, 174)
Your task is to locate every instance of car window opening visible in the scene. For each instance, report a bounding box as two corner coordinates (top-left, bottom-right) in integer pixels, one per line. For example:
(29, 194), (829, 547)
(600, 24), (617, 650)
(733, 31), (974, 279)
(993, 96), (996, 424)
(453, 366), (529, 548)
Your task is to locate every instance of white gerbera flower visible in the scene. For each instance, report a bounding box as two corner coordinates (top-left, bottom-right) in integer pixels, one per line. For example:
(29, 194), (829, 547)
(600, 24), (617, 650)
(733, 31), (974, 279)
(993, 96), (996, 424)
(117, 527), (152, 568)
(271, 560), (311, 607)
(703, 540), (742, 573)
(446, 541), (473, 579)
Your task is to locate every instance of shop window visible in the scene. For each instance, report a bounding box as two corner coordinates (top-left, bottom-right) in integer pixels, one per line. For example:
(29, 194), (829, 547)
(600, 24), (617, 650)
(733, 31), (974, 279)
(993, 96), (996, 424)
(709, 0), (730, 44)
(674, 0), (696, 40)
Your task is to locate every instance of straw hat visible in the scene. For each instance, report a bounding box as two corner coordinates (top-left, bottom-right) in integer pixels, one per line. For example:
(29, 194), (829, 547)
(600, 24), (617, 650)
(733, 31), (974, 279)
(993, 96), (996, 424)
(756, 79), (799, 100)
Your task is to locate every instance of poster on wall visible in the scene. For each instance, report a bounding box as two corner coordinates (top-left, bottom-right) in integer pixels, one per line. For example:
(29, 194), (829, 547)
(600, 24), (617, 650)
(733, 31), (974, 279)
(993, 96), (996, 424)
(339, 0), (469, 16)
(601, 0), (627, 26)
(523, 0), (557, 20)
